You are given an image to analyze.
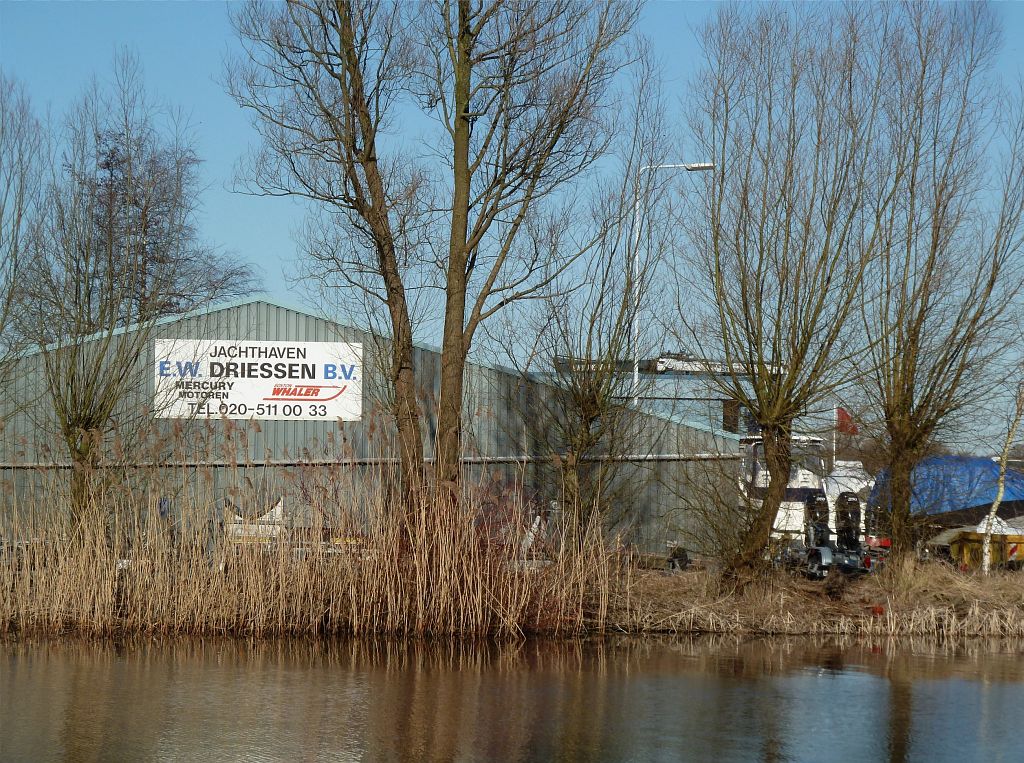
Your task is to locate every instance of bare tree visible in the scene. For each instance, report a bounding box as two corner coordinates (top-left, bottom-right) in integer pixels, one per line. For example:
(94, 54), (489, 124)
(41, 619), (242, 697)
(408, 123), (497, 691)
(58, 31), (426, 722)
(674, 5), (899, 577)
(415, 0), (638, 501)
(860, 3), (1024, 557)
(17, 54), (258, 523)
(489, 53), (680, 537)
(0, 74), (43, 372)
(229, 1), (429, 511)
(517, 221), (654, 536)
(84, 127), (254, 322)
(228, 0), (639, 512)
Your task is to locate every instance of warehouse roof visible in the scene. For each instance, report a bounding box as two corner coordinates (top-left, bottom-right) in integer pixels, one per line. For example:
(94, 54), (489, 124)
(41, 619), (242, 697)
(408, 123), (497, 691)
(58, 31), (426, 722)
(11, 296), (330, 359)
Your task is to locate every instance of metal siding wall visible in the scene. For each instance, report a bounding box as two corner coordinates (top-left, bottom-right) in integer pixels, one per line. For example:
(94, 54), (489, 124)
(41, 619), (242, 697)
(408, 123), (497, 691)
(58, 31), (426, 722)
(1, 302), (374, 515)
(599, 409), (740, 552)
(2, 351), (59, 464)
(1, 299), (738, 553)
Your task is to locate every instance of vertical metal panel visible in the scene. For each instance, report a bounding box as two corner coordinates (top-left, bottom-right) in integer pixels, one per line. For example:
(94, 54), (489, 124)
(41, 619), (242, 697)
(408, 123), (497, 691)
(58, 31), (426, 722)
(1, 298), (739, 553)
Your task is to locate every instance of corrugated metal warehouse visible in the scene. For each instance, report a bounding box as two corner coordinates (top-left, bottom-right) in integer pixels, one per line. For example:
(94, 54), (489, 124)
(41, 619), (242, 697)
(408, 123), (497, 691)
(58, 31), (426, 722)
(0, 298), (739, 553)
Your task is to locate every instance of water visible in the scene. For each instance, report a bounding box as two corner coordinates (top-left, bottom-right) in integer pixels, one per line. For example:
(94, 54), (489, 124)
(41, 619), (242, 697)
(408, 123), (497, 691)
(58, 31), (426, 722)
(3, 637), (1024, 762)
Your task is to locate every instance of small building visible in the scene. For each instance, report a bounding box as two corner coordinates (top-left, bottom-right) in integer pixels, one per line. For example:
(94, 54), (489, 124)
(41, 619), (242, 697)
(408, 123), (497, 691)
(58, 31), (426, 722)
(0, 298), (738, 553)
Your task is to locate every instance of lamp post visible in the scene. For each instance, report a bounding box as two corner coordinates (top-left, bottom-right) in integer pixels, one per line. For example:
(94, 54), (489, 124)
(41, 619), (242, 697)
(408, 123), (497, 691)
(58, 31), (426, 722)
(630, 162), (715, 407)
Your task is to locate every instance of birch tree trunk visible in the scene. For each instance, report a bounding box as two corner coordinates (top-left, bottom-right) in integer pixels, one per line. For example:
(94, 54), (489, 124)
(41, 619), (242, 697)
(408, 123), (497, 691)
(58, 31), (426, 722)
(983, 384), (1024, 575)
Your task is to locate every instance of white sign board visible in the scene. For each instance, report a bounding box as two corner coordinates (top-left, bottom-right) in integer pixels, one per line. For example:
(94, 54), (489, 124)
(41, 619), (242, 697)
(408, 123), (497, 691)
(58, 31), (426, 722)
(154, 339), (362, 420)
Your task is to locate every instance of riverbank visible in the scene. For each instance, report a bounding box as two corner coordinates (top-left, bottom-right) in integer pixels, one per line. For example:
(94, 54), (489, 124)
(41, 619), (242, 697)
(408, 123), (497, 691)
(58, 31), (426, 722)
(6, 523), (1024, 639)
(5, 480), (1020, 639)
(617, 558), (1024, 638)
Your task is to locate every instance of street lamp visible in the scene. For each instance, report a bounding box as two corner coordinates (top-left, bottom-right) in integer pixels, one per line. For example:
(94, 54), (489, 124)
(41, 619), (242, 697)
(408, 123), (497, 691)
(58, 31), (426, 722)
(630, 162), (715, 407)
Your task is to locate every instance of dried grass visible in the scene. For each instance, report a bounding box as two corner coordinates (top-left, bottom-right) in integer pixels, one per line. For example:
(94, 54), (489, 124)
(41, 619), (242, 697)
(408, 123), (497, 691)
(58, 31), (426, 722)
(614, 560), (1024, 638)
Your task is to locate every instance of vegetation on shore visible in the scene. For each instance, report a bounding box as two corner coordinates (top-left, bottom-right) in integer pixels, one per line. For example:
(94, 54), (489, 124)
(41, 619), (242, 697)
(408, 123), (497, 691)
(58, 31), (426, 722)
(4, 470), (1024, 640)
(1, 462), (627, 639)
(5, 3), (1024, 639)
(619, 559), (1024, 639)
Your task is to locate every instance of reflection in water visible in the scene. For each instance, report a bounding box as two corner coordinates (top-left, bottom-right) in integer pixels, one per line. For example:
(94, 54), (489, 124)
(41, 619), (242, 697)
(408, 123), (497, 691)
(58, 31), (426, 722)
(888, 677), (913, 763)
(2, 637), (1024, 762)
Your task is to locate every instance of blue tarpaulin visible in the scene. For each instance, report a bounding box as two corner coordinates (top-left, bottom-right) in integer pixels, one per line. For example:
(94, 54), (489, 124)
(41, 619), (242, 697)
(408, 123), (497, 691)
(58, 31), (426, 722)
(869, 456), (1024, 516)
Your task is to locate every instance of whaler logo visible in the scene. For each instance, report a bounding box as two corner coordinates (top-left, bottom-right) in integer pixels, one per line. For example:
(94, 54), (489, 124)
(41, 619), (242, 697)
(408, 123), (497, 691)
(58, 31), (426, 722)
(263, 384), (347, 401)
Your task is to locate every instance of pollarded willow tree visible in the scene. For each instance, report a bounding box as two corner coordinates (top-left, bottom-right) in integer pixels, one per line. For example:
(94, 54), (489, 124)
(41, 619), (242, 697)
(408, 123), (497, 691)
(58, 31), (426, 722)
(674, 4), (908, 577)
(16, 54), (257, 522)
(860, 3), (1024, 557)
(228, 0), (640, 513)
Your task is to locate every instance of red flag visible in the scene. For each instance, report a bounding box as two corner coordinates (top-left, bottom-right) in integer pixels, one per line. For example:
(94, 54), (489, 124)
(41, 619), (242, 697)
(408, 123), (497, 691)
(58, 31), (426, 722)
(837, 407), (859, 435)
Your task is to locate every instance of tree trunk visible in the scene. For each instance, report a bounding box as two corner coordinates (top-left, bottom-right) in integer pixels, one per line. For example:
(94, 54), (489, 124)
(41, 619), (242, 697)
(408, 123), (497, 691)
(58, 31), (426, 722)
(69, 463), (91, 528)
(67, 435), (97, 529)
(389, 314), (425, 515)
(374, 235), (426, 514)
(731, 424), (791, 576)
(982, 484), (1004, 575)
(434, 0), (474, 502)
(888, 452), (915, 558)
(435, 334), (466, 494)
(366, 235), (425, 517)
(983, 396), (1024, 575)
(334, 3), (427, 517)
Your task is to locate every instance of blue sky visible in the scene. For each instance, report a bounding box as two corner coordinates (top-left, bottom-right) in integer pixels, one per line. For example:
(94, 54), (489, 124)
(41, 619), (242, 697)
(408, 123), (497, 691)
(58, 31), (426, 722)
(0, 1), (303, 303)
(2, 1), (1024, 309)
(0, 1), (712, 309)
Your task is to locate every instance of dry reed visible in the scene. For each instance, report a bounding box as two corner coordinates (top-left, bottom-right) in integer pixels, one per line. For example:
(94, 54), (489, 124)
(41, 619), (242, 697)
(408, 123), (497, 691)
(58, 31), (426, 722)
(1, 492), (624, 639)
(7, 422), (1024, 641)
(0, 424), (628, 639)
